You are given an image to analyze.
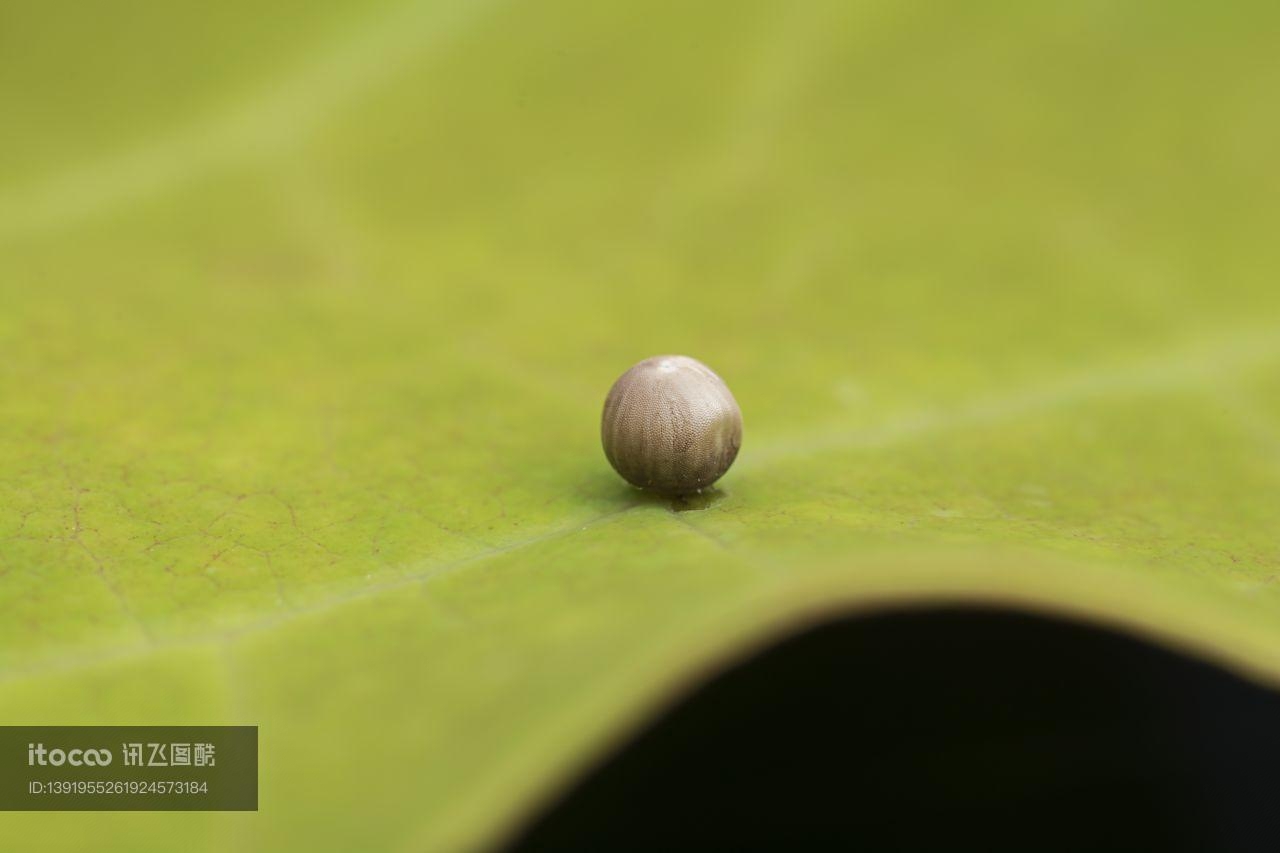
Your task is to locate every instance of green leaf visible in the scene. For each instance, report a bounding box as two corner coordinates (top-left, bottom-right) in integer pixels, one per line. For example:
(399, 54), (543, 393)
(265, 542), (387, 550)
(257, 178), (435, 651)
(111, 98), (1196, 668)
(3, 0), (1280, 848)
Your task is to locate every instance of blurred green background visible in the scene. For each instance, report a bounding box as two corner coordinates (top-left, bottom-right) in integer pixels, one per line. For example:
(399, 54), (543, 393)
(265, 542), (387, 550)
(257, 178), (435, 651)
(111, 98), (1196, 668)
(2, 0), (1279, 849)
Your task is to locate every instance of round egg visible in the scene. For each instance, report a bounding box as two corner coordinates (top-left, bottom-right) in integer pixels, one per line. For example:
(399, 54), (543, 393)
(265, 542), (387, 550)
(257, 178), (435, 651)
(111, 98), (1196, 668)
(601, 355), (743, 496)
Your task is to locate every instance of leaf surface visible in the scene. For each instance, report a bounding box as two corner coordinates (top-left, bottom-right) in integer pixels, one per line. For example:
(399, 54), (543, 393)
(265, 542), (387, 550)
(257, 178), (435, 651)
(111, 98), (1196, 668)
(3, 1), (1280, 849)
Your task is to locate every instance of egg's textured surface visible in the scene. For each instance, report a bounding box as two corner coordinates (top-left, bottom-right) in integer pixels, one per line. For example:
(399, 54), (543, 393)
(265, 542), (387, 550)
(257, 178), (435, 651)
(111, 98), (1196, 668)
(602, 355), (743, 495)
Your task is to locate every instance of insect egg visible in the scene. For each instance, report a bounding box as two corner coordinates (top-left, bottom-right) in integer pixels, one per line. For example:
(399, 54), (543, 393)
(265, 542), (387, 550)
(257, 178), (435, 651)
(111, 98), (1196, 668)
(601, 355), (743, 496)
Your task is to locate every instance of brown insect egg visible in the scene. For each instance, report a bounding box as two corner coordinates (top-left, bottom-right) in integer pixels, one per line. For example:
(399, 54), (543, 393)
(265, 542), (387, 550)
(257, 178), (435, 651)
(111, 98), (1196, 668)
(601, 355), (743, 496)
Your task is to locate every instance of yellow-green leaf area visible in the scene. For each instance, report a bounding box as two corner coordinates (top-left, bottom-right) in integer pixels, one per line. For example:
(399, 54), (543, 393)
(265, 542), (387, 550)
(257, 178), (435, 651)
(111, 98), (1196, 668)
(2, 0), (1280, 850)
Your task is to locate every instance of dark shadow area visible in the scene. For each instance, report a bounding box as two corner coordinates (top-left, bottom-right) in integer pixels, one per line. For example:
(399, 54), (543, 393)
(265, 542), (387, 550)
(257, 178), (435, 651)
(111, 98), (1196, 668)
(505, 607), (1280, 852)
